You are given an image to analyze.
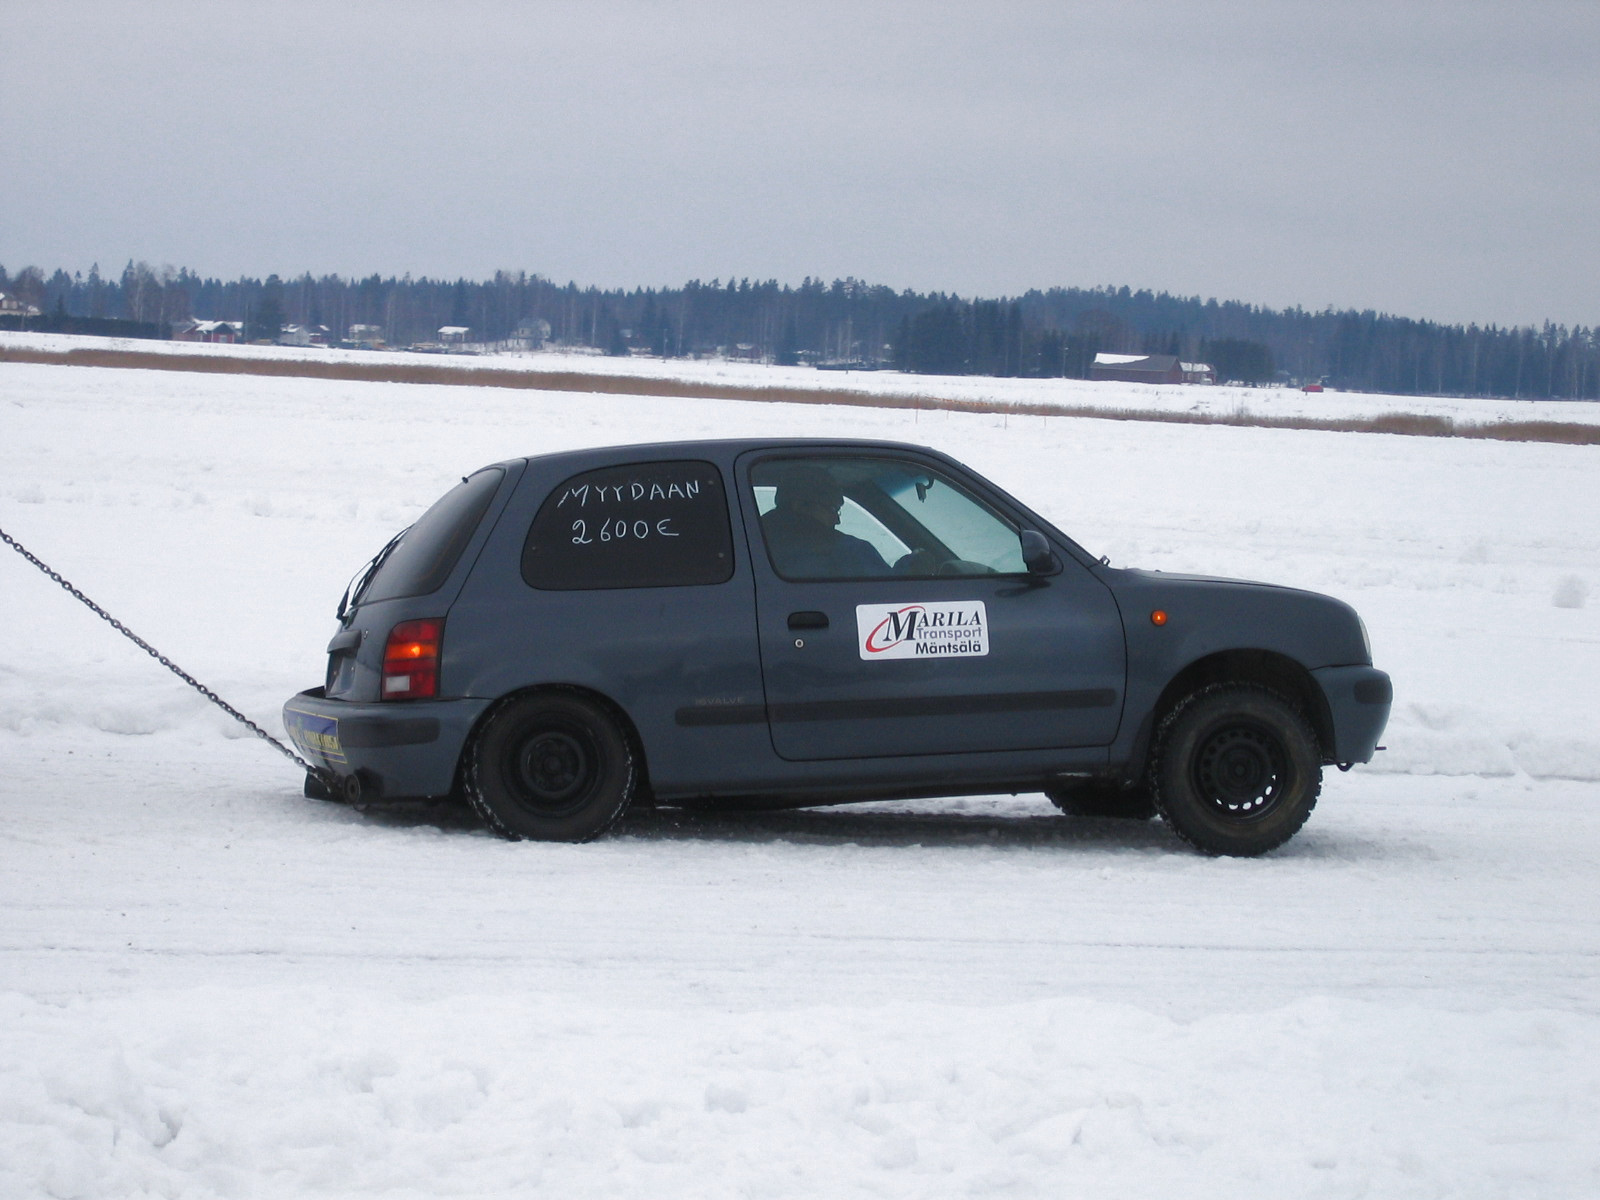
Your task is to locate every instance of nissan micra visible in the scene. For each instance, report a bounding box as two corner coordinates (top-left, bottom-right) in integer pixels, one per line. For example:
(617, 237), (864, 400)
(284, 439), (1391, 855)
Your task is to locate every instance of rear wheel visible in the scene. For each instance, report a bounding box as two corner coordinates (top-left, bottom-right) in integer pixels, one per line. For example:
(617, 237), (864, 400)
(1045, 779), (1156, 820)
(466, 693), (636, 842)
(1151, 684), (1321, 856)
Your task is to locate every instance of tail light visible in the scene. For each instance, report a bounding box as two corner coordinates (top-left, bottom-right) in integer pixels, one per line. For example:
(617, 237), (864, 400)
(381, 618), (443, 700)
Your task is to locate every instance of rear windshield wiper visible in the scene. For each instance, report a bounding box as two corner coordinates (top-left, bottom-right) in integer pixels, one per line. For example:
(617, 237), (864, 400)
(336, 525), (411, 623)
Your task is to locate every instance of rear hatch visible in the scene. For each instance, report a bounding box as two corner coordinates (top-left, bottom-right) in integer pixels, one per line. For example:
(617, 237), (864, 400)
(325, 464), (517, 702)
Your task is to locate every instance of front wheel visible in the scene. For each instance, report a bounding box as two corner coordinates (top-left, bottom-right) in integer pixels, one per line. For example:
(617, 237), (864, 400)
(1151, 685), (1321, 856)
(465, 693), (636, 842)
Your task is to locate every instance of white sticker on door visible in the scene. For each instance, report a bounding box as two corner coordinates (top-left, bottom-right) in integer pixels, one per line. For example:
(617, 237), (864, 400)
(856, 601), (989, 660)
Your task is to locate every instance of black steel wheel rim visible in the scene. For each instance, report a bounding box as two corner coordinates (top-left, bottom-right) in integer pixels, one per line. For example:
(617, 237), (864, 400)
(1191, 721), (1289, 821)
(510, 727), (597, 816)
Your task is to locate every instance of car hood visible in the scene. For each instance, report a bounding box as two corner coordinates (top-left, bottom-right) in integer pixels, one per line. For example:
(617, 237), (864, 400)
(1114, 567), (1301, 592)
(1105, 567), (1371, 668)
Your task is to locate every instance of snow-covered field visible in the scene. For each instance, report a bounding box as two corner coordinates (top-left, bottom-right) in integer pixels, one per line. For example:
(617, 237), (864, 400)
(2, 354), (1597, 1198)
(8, 328), (1600, 430)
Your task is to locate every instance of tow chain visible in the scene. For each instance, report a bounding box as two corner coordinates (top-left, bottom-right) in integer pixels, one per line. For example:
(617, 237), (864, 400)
(1, 523), (333, 787)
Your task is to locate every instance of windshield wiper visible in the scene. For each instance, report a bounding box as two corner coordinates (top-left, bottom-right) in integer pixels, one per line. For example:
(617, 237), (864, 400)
(336, 525), (411, 623)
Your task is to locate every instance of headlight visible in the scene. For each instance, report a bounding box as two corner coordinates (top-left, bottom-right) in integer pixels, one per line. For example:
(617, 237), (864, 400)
(1358, 616), (1372, 663)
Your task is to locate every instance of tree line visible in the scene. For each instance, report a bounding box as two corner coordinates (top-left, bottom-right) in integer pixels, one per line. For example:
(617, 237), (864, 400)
(3, 260), (1597, 400)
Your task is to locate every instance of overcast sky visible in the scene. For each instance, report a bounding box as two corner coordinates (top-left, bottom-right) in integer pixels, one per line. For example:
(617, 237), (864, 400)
(4, 0), (1596, 328)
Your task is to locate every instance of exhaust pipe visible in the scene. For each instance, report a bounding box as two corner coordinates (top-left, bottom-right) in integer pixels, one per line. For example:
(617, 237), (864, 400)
(339, 769), (382, 805)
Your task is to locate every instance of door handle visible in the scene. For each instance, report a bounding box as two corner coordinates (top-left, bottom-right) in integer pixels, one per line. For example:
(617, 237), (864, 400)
(787, 611), (829, 630)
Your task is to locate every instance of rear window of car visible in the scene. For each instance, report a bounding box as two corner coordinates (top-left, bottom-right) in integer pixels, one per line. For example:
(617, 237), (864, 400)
(362, 468), (505, 603)
(522, 460), (734, 590)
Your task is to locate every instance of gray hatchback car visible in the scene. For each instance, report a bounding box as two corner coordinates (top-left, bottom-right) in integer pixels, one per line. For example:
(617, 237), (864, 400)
(284, 438), (1390, 855)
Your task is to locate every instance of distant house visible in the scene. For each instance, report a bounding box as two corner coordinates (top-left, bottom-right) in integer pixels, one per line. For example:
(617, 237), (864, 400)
(512, 317), (551, 349)
(174, 319), (244, 344)
(1090, 353), (1186, 385)
(280, 324), (331, 347)
(438, 326), (470, 345)
(347, 324), (385, 349)
(0, 292), (42, 319)
(1181, 361), (1216, 385)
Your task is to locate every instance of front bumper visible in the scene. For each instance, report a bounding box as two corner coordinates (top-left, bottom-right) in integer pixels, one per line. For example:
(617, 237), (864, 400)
(282, 688), (493, 800)
(1310, 665), (1392, 764)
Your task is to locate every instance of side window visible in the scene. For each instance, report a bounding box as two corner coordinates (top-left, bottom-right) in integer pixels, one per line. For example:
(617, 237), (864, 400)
(361, 468), (505, 603)
(753, 484), (910, 566)
(750, 456), (1024, 580)
(522, 460), (734, 590)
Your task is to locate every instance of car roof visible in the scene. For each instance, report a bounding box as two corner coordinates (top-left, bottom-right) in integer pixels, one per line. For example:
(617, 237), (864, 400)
(485, 437), (958, 475)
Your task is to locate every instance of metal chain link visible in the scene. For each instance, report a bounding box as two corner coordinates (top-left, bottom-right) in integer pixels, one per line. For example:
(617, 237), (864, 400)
(1, 523), (332, 785)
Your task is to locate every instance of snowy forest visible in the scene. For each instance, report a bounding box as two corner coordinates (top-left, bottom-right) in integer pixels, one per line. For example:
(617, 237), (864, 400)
(3, 259), (1598, 400)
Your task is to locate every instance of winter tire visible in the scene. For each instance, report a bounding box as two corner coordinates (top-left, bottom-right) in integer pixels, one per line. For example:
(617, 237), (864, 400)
(466, 693), (636, 842)
(1151, 684), (1321, 856)
(1045, 779), (1156, 820)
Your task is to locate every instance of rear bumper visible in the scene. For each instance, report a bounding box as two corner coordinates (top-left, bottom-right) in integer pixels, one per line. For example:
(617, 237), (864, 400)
(1311, 665), (1392, 764)
(282, 688), (493, 800)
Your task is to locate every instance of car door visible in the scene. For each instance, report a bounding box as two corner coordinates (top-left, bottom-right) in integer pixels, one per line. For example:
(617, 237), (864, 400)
(736, 449), (1127, 762)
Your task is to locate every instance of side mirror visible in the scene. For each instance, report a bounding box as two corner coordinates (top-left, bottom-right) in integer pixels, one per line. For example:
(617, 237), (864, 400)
(1019, 529), (1058, 575)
